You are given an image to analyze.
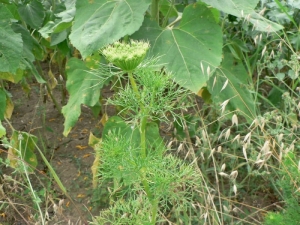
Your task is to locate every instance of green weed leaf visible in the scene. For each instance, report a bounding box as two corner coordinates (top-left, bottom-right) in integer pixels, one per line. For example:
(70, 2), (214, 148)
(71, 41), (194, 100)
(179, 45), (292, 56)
(133, 3), (223, 93)
(0, 7), (22, 74)
(102, 116), (140, 145)
(39, 0), (75, 39)
(0, 88), (6, 120)
(207, 52), (256, 122)
(7, 131), (38, 172)
(18, 0), (45, 29)
(12, 24), (44, 62)
(62, 58), (103, 136)
(102, 116), (162, 149)
(0, 121), (5, 138)
(201, 0), (283, 31)
(69, 0), (151, 58)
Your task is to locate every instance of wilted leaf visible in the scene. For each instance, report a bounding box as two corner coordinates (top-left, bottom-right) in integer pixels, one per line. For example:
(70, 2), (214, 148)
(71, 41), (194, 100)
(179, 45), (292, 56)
(48, 69), (58, 89)
(89, 132), (101, 189)
(0, 69), (23, 83)
(62, 58), (103, 136)
(5, 97), (13, 119)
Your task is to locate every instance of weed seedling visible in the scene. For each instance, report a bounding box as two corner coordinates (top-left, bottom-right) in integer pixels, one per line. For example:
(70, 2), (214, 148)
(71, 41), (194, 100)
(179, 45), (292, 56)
(90, 40), (203, 224)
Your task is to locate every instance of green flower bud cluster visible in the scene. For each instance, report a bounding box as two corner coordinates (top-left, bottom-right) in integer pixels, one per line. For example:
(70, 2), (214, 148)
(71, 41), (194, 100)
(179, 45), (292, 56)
(101, 40), (150, 72)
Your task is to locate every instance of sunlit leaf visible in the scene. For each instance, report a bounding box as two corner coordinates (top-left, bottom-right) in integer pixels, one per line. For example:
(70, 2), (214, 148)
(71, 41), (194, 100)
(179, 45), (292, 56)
(0, 121), (5, 138)
(201, 0), (283, 31)
(133, 3), (223, 93)
(69, 0), (151, 58)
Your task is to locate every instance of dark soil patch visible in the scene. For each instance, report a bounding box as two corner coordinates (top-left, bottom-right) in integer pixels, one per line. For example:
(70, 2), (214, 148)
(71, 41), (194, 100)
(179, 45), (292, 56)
(0, 82), (114, 224)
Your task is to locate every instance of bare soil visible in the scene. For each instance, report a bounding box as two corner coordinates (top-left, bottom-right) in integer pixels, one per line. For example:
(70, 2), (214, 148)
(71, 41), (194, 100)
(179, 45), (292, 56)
(0, 81), (114, 225)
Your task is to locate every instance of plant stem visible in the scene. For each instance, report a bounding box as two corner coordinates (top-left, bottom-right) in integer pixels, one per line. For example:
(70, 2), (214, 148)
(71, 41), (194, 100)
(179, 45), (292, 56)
(128, 71), (139, 99)
(140, 170), (157, 224)
(36, 61), (62, 113)
(19, 138), (45, 224)
(140, 115), (148, 158)
(127, 71), (158, 223)
(151, 199), (159, 224)
(151, 0), (160, 22)
(4, 118), (14, 132)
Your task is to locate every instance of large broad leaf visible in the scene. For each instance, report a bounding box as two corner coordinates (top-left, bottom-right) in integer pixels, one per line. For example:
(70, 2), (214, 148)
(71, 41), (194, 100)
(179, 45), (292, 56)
(207, 52), (256, 122)
(62, 58), (103, 136)
(7, 131), (38, 173)
(200, 0), (283, 32)
(12, 23), (44, 61)
(18, 0), (45, 29)
(69, 0), (151, 58)
(0, 6), (22, 74)
(133, 3), (223, 93)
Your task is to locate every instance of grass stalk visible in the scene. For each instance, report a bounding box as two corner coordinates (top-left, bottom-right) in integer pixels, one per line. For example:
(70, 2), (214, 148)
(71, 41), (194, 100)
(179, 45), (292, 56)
(19, 138), (45, 224)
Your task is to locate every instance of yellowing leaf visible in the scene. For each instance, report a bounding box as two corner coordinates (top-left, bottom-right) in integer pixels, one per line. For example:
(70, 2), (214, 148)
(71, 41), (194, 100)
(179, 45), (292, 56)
(83, 154), (91, 158)
(77, 194), (85, 198)
(91, 151), (100, 189)
(4, 97), (14, 119)
(75, 145), (88, 150)
(48, 69), (58, 90)
(0, 122), (5, 138)
(100, 113), (108, 126)
(89, 133), (102, 189)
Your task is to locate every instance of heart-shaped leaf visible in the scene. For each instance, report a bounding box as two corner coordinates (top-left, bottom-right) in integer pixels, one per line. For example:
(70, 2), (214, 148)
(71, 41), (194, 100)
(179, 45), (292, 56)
(18, 0), (45, 29)
(133, 3), (223, 93)
(69, 0), (151, 58)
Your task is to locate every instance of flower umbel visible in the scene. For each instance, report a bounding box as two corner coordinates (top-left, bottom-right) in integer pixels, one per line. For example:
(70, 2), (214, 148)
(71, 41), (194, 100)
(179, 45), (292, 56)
(101, 40), (150, 72)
